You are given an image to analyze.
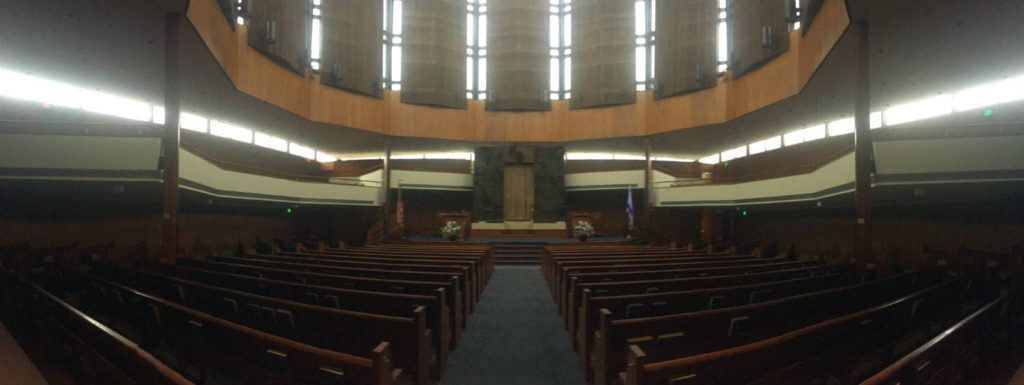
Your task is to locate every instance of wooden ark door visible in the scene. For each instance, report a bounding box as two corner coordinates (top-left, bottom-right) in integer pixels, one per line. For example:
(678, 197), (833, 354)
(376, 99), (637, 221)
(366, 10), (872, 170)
(503, 164), (534, 221)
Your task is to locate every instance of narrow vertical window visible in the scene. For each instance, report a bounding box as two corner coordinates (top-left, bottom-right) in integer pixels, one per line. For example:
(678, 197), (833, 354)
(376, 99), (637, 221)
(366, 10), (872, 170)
(384, 0), (403, 90)
(310, 0), (322, 71)
(468, 0), (488, 99)
(717, 0), (728, 73)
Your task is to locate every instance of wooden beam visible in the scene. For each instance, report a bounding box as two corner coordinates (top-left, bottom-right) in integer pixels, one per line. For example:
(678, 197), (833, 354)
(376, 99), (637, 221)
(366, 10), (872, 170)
(382, 137), (391, 241)
(853, 20), (873, 265)
(161, 12), (181, 264)
(644, 137), (653, 241)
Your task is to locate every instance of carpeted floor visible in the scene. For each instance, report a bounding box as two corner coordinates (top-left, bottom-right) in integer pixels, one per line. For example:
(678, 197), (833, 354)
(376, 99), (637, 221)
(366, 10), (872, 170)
(440, 266), (588, 385)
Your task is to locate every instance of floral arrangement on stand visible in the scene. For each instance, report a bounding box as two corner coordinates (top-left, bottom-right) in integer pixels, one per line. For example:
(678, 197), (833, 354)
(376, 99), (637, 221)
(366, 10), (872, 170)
(441, 221), (462, 241)
(573, 221), (595, 241)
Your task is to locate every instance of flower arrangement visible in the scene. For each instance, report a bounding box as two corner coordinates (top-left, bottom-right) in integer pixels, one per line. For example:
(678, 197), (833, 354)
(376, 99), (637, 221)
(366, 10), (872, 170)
(441, 221), (462, 240)
(573, 221), (595, 240)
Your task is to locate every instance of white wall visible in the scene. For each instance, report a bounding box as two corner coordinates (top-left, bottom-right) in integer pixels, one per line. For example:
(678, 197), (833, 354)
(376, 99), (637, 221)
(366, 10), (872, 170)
(874, 135), (1024, 176)
(654, 153), (855, 206)
(0, 133), (159, 174)
(565, 170), (644, 190)
(391, 169), (473, 191)
(179, 151), (380, 205)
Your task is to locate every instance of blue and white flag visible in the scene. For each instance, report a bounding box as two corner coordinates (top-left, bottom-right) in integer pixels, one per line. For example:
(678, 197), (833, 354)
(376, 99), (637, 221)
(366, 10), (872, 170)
(626, 188), (634, 230)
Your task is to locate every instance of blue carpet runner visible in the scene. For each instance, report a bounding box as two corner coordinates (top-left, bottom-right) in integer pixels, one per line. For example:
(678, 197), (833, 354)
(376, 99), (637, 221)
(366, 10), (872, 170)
(440, 266), (587, 385)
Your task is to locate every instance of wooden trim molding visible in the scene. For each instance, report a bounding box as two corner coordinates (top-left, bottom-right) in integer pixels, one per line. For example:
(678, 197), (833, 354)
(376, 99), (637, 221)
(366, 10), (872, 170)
(187, 0), (849, 142)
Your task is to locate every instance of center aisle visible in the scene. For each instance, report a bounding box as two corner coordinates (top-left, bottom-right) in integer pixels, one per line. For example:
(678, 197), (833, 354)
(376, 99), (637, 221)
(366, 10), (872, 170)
(440, 266), (588, 385)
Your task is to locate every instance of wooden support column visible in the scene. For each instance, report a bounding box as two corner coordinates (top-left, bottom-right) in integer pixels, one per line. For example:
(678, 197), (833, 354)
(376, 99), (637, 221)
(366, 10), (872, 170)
(161, 12), (181, 264)
(644, 138), (653, 242)
(853, 20), (873, 265)
(382, 137), (391, 241)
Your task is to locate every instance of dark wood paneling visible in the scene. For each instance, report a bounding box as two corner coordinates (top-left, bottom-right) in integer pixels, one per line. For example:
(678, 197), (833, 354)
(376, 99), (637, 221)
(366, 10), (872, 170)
(391, 189), (473, 236)
(402, 0), (467, 108)
(709, 135), (852, 183)
(247, 0), (310, 75)
(320, 0), (383, 97)
(571, 0), (635, 109)
(655, 0), (718, 99)
(487, 0), (550, 111)
(565, 189), (645, 237)
(729, 0), (790, 78)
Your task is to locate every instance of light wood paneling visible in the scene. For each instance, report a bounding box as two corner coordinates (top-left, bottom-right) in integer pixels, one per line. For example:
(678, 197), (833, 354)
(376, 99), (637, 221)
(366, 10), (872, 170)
(187, 0), (849, 142)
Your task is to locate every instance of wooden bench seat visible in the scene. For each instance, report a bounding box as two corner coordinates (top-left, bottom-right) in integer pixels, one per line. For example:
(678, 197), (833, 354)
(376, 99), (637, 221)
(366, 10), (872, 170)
(73, 266), (436, 385)
(303, 248), (491, 285)
(621, 277), (984, 385)
(41, 272), (397, 385)
(178, 259), (466, 349)
(562, 260), (824, 326)
(206, 256), (474, 321)
(250, 253), (481, 308)
(9, 278), (195, 385)
(859, 287), (1021, 385)
(590, 268), (947, 384)
(574, 269), (875, 372)
(157, 262), (457, 349)
(556, 257), (772, 312)
(280, 251), (486, 295)
(548, 254), (749, 292)
(566, 264), (854, 343)
(94, 261), (455, 380)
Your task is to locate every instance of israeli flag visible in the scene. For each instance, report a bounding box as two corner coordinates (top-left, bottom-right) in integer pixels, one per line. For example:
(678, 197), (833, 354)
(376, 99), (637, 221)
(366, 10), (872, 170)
(626, 188), (634, 229)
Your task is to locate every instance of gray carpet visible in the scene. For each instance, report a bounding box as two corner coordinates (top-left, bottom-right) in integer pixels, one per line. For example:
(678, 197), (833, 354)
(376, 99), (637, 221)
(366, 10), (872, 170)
(440, 266), (588, 385)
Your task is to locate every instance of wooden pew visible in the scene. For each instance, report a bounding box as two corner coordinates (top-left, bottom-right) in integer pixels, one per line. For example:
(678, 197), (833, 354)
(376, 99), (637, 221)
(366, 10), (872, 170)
(549, 253), (748, 292)
(8, 278), (195, 385)
(203, 256), (472, 324)
(299, 248), (490, 287)
(542, 248), (722, 285)
(251, 253), (481, 307)
(556, 256), (773, 313)
(621, 277), (977, 385)
(95, 261), (454, 379)
(860, 288), (1021, 385)
(562, 260), (824, 327)
(348, 244), (495, 280)
(158, 262), (456, 349)
(566, 264), (853, 342)
(279, 250), (486, 296)
(574, 269), (874, 372)
(590, 268), (946, 385)
(43, 272), (397, 385)
(74, 266), (435, 385)
(179, 259), (467, 338)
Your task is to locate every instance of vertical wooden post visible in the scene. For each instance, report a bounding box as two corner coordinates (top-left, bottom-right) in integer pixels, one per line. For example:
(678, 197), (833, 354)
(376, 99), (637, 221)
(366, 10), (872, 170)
(382, 137), (391, 241)
(853, 20), (874, 265)
(644, 138), (653, 242)
(161, 12), (181, 264)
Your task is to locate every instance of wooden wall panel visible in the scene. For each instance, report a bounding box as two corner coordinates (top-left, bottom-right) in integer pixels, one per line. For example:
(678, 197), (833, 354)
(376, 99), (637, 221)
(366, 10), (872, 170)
(800, 0), (825, 35)
(487, 0), (550, 111)
(188, 0), (848, 141)
(729, 0), (790, 78)
(402, 0), (467, 108)
(247, 0), (310, 75)
(216, 0), (236, 30)
(571, 0), (635, 109)
(654, 0), (718, 99)
(319, 0), (383, 97)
